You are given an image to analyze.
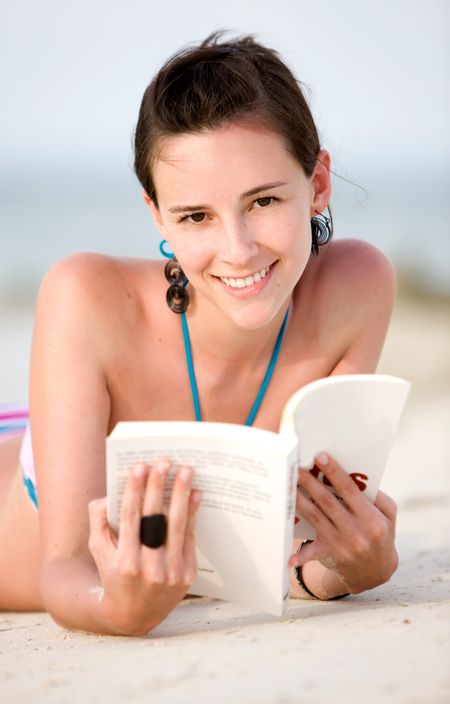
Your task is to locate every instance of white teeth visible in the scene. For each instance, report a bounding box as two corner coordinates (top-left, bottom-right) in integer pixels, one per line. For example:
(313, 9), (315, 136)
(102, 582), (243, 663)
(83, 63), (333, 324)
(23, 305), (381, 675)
(220, 265), (271, 288)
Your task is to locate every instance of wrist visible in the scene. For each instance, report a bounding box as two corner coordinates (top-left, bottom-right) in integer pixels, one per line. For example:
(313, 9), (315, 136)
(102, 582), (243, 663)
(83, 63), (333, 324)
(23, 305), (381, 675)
(302, 560), (350, 600)
(92, 590), (158, 636)
(293, 540), (350, 601)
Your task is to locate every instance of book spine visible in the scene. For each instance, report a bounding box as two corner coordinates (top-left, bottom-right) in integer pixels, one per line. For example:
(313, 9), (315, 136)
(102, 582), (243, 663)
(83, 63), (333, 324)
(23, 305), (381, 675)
(281, 445), (298, 611)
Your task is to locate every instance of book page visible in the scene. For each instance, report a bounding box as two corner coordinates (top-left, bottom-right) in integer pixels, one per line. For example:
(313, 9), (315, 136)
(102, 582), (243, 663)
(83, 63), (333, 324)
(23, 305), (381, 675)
(106, 428), (297, 615)
(109, 444), (273, 525)
(280, 375), (410, 540)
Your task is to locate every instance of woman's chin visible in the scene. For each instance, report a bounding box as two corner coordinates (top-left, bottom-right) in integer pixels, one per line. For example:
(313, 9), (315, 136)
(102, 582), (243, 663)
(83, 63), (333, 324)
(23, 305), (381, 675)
(222, 299), (290, 332)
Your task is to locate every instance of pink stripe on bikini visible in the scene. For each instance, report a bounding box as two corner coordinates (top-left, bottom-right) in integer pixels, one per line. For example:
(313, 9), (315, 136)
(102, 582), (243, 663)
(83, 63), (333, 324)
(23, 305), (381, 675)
(0, 410), (29, 420)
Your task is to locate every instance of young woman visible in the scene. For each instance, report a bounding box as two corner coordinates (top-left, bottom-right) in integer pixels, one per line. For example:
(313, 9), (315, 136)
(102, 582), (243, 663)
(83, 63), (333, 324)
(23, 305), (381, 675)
(0, 31), (398, 635)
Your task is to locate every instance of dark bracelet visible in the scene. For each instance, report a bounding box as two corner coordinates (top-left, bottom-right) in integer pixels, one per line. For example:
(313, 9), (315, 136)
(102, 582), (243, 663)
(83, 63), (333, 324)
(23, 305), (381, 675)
(293, 539), (350, 600)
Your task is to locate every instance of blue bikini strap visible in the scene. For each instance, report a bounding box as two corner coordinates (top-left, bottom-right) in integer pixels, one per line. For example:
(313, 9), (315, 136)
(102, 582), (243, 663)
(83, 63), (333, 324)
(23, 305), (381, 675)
(244, 308), (289, 426)
(181, 305), (290, 426)
(181, 312), (202, 421)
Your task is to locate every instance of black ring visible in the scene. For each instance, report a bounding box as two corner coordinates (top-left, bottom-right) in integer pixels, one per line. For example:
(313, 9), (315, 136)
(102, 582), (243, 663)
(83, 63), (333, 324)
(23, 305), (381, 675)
(140, 514), (167, 549)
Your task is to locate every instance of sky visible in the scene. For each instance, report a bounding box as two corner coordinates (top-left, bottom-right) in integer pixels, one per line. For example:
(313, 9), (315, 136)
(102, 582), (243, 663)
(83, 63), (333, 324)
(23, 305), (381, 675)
(1, 0), (449, 296)
(1, 0), (448, 171)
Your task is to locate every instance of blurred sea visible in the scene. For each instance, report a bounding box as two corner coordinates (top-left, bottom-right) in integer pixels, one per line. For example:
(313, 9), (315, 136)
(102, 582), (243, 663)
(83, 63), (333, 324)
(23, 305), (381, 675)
(1, 162), (450, 402)
(1, 162), (450, 305)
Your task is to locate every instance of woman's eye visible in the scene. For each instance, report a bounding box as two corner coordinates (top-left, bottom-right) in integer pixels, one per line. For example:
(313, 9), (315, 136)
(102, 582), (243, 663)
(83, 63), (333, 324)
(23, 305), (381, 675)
(178, 197), (276, 224)
(179, 212), (206, 224)
(254, 196), (275, 208)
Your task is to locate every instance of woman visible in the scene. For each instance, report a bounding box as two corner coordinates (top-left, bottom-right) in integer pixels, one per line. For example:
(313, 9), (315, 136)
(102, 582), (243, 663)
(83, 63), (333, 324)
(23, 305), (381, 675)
(0, 31), (398, 635)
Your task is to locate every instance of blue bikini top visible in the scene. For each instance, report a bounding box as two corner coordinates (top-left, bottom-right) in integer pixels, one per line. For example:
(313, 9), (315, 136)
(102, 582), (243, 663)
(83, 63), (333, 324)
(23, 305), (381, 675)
(181, 307), (289, 425)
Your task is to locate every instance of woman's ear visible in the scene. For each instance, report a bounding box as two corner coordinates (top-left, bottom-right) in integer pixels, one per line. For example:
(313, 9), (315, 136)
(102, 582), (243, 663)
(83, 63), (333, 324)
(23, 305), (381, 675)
(310, 149), (332, 215)
(142, 190), (166, 233)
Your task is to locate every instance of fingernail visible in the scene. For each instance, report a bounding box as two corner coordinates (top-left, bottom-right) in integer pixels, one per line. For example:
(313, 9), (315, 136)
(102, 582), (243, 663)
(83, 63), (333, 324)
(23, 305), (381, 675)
(156, 459), (170, 475)
(317, 452), (329, 465)
(180, 466), (192, 481)
(133, 462), (146, 479)
(190, 490), (202, 508)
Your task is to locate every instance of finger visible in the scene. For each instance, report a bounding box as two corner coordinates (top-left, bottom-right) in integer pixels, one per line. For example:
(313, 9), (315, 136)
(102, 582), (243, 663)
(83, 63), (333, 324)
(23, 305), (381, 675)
(288, 538), (319, 568)
(142, 457), (170, 517)
(116, 462), (149, 575)
(182, 489), (202, 584)
(297, 468), (349, 528)
(314, 453), (372, 515)
(295, 486), (335, 539)
(88, 496), (116, 564)
(374, 490), (397, 523)
(165, 465), (194, 585)
(140, 457), (171, 585)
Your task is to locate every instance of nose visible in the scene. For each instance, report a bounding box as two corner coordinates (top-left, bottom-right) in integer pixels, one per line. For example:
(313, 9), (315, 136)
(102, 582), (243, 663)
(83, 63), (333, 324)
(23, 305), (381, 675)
(218, 216), (260, 267)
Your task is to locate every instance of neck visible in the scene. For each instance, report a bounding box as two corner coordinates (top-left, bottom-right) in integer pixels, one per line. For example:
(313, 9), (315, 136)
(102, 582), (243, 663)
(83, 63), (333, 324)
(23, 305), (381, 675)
(184, 291), (293, 371)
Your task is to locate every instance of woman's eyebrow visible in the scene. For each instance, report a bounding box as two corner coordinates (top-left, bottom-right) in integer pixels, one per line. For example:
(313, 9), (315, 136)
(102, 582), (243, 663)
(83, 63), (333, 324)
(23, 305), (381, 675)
(167, 181), (288, 214)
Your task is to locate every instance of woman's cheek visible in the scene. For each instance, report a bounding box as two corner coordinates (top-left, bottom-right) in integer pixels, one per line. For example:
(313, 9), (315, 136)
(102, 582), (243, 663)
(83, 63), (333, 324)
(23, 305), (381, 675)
(271, 222), (311, 263)
(173, 242), (213, 280)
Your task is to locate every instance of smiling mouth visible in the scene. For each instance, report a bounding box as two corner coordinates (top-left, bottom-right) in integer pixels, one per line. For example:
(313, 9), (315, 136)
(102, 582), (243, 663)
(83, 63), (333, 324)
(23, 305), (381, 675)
(216, 262), (276, 289)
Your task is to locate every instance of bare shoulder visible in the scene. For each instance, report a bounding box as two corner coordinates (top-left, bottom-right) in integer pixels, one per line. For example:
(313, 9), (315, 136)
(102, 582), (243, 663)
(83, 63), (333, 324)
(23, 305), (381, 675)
(37, 252), (161, 325)
(320, 238), (396, 296)
(34, 252), (163, 365)
(39, 251), (159, 300)
(311, 238), (397, 320)
(301, 239), (397, 374)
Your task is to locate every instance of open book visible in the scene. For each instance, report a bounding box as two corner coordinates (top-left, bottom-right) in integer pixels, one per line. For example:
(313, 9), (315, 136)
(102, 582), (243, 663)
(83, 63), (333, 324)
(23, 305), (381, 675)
(106, 374), (410, 616)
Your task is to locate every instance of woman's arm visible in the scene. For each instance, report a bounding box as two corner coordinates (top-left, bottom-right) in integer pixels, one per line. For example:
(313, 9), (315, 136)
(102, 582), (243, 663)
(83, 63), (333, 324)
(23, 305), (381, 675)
(326, 239), (397, 376)
(39, 555), (125, 635)
(30, 254), (199, 634)
(40, 464), (201, 636)
(30, 254), (121, 631)
(291, 240), (398, 600)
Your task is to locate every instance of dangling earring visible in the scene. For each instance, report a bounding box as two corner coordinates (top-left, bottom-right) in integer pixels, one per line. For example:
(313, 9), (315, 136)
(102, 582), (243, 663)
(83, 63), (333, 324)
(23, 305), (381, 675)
(311, 210), (333, 256)
(159, 240), (190, 314)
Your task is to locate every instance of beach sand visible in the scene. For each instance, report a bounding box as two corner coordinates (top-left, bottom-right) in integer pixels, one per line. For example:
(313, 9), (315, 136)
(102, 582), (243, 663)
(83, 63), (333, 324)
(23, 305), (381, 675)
(1, 293), (449, 703)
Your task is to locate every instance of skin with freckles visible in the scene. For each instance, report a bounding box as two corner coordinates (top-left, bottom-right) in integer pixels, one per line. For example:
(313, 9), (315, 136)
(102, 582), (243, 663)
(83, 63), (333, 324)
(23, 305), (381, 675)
(0, 120), (398, 631)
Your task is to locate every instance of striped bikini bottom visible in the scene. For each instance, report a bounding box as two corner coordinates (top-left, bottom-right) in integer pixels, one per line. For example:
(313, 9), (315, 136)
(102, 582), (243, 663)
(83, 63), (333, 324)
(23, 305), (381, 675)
(0, 405), (37, 509)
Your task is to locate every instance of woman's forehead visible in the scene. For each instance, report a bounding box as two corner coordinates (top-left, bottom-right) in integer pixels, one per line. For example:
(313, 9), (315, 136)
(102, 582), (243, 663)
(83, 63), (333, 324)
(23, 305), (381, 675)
(153, 122), (303, 199)
(157, 121), (288, 163)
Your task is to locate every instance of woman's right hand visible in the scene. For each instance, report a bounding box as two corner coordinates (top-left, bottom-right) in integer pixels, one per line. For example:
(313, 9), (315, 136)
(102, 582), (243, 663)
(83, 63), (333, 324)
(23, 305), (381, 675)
(87, 458), (201, 636)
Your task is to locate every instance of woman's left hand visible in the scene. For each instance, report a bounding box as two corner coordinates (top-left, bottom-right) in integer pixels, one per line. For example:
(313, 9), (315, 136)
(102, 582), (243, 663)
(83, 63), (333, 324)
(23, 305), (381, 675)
(290, 452), (399, 594)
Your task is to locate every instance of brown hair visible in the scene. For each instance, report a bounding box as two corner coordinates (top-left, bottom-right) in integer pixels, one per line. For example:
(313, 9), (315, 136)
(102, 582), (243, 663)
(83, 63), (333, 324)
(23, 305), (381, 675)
(133, 30), (323, 208)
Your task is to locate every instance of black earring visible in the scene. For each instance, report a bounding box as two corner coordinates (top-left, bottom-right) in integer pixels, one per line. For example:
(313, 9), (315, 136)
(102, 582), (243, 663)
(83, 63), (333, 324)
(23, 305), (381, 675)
(164, 257), (189, 314)
(311, 212), (333, 256)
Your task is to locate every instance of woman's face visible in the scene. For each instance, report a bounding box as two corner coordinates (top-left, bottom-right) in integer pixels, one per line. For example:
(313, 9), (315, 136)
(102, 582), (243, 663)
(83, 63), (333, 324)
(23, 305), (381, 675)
(146, 121), (330, 330)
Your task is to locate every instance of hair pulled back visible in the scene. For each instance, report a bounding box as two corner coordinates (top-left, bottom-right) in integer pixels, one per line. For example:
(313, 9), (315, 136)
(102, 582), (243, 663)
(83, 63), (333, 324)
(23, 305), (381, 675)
(134, 30), (322, 207)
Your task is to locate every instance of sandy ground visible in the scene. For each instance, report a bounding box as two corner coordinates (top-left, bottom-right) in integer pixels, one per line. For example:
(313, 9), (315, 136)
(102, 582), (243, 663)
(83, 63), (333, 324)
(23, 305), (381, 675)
(1, 293), (449, 703)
